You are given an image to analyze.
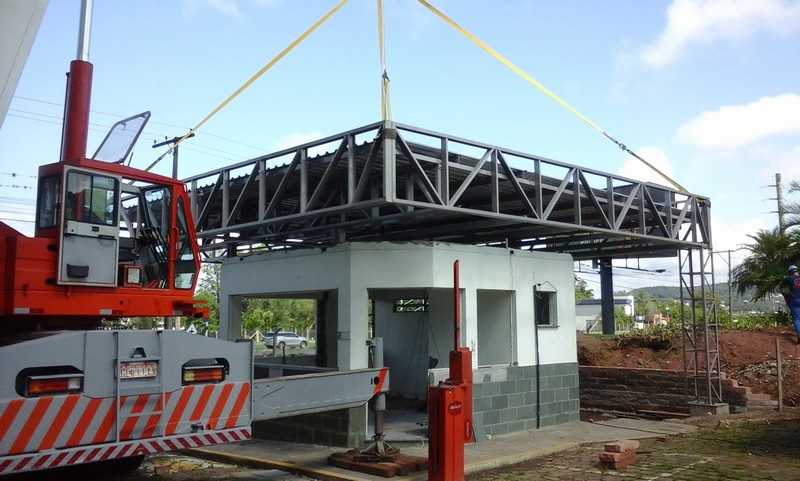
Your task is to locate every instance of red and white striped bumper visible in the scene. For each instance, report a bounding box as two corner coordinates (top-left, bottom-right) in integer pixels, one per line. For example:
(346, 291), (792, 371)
(0, 426), (251, 475)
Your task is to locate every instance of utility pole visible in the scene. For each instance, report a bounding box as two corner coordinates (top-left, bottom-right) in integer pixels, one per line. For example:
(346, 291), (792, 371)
(776, 173), (785, 231)
(151, 133), (194, 332)
(152, 133), (195, 179)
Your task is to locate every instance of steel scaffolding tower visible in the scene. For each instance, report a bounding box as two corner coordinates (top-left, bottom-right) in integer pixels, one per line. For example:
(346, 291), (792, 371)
(680, 248), (724, 412)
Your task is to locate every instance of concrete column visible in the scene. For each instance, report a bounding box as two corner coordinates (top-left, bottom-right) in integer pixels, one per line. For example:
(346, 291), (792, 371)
(338, 287), (369, 370)
(220, 295), (242, 341)
(464, 287), (478, 369)
(599, 259), (615, 335)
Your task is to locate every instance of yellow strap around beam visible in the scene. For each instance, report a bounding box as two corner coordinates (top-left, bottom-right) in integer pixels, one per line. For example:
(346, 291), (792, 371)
(416, 0), (687, 193)
(150, 0), (351, 172)
(378, 0), (392, 121)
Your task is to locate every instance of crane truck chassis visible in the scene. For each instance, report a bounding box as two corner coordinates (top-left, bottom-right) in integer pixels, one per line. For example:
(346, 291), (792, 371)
(0, 17), (388, 477)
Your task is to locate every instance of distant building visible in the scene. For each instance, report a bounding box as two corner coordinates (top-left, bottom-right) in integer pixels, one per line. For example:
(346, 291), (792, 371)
(575, 296), (634, 333)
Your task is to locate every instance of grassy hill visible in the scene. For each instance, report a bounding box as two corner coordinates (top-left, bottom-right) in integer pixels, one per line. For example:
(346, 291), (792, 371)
(630, 283), (785, 314)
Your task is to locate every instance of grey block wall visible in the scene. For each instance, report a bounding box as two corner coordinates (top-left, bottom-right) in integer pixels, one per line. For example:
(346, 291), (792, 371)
(251, 406), (367, 448)
(472, 362), (580, 438)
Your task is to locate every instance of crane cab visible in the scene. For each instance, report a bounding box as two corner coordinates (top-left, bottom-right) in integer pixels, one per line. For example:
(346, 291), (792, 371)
(0, 153), (206, 330)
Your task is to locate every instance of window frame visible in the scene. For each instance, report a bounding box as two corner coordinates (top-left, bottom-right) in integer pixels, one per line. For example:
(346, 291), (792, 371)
(534, 289), (558, 327)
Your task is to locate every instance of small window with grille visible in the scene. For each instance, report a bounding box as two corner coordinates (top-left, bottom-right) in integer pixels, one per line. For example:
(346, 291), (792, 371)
(393, 298), (429, 313)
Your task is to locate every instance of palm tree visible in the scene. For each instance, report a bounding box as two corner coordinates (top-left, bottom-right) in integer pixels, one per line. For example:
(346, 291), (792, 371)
(786, 180), (800, 229)
(731, 227), (799, 302)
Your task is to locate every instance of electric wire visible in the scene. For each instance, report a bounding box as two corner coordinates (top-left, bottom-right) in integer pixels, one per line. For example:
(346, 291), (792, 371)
(13, 96), (269, 154)
(8, 104), (264, 165)
(146, 0), (351, 173)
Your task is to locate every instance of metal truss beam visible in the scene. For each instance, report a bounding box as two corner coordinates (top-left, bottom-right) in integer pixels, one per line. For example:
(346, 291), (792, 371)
(183, 121), (712, 259)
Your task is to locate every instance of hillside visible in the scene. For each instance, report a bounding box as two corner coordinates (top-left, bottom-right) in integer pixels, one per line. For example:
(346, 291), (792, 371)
(577, 326), (800, 406)
(630, 284), (782, 314)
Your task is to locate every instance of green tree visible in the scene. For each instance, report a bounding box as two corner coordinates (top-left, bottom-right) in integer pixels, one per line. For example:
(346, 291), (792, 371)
(194, 263), (222, 332)
(239, 298), (316, 337)
(574, 275), (594, 302)
(731, 227), (799, 303)
(194, 290), (219, 332)
(786, 180), (800, 228)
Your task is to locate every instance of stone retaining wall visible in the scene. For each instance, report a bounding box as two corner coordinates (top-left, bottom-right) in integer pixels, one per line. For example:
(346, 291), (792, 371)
(580, 366), (776, 415)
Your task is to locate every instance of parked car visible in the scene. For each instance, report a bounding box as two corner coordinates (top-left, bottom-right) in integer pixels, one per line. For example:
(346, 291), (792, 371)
(264, 332), (308, 349)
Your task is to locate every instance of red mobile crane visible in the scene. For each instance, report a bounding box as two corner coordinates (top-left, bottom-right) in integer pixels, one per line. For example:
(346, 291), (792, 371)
(0, 6), (253, 476)
(0, 3), (391, 476)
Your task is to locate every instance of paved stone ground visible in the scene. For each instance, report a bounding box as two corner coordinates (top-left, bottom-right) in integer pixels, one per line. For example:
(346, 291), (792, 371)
(468, 417), (800, 481)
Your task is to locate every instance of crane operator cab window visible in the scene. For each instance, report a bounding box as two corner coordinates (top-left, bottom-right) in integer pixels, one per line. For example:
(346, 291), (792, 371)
(56, 168), (121, 286)
(64, 171), (118, 225)
(36, 175), (61, 230)
(173, 196), (197, 289)
(126, 186), (198, 290)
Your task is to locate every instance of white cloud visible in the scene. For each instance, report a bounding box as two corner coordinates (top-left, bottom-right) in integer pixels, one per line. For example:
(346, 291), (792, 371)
(641, 0), (800, 68)
(618, 146), (678, 187)
(182, 0), (243, 20)
(712, 215), (766, 252)
(675, 94), (800, 149)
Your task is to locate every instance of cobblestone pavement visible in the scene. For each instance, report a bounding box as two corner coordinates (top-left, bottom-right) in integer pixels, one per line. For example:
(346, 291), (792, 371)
(468, 417), (800, 481)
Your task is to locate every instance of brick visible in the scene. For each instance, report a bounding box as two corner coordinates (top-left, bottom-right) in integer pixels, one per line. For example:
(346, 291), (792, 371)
(601, 456), (637, 469)
(599, 450), (635, 463)
(153, 465), (171, 476)
(327, 451), (428, 478)
(603, 440), (640, 453)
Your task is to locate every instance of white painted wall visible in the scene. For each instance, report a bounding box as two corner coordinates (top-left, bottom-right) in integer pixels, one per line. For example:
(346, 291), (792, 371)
(220, 242), (576, 378)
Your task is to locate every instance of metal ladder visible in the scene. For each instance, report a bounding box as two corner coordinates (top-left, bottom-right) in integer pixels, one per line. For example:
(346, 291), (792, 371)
(113, 330), (167, 442)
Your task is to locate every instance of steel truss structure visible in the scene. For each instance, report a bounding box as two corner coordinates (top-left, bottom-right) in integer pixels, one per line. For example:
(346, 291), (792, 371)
(185, 121), (712, 260)
(184, 120), (720, 407)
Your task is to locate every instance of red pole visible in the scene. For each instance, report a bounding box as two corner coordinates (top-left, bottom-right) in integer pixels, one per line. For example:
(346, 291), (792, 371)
(453, 260), (460, 350)
(60, 59), (93, 162)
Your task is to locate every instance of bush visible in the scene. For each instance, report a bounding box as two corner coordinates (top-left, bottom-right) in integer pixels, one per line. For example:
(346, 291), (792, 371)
(719, 311), (791, 330)
(617, 324), (681, 350)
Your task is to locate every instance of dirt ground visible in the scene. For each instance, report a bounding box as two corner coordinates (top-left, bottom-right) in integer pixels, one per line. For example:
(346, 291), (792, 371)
(577, 326), (800, 406)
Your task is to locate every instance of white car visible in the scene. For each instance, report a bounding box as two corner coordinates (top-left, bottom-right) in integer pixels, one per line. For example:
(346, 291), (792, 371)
(264, 332), (308, 349)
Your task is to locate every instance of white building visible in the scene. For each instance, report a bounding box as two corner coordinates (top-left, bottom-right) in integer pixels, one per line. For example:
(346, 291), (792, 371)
(575, 296), (635, 333)
(220, 241), (580, 443)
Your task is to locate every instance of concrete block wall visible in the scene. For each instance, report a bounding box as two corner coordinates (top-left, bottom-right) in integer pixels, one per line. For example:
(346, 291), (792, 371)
(251, 407), (367, 448)
(472, 362), (580, 439)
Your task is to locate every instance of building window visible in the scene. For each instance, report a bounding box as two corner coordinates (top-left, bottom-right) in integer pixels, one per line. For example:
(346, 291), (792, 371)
(393, 298), (429, 313)
(535, 290), (557, 327)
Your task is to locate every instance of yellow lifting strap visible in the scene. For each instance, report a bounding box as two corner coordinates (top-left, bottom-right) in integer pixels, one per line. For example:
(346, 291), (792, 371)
(378, 0), (392, 121)
(416, 0), (687, 193)
(148, 0), (351, 173)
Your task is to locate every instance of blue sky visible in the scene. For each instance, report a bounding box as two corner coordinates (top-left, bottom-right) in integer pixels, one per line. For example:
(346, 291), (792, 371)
(1, 0), (799, 291)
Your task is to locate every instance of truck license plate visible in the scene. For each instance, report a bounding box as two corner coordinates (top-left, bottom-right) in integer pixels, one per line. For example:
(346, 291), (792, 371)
(119, 362), (157, 379)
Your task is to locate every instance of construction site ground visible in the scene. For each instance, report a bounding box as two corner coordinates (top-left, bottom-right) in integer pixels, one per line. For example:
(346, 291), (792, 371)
(96, 409), (800, 481)
(466, 409), (800, 481)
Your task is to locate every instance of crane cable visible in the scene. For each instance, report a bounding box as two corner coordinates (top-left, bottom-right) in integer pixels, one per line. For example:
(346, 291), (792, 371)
(146, 0), (351, 173)
(378, 0), (391, 121)
(416, 0), (687, 193)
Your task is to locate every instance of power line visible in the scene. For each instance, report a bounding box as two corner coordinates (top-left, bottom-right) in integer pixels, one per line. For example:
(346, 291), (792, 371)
(11, 96), (269, 155)
(8, 108), (259, 167)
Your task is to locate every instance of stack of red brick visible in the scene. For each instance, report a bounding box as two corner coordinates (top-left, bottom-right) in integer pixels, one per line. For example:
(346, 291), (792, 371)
(599, 439), (639, 469)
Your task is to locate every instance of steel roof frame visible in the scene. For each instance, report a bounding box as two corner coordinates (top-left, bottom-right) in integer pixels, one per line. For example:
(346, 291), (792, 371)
(184, 121), (712, 260)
